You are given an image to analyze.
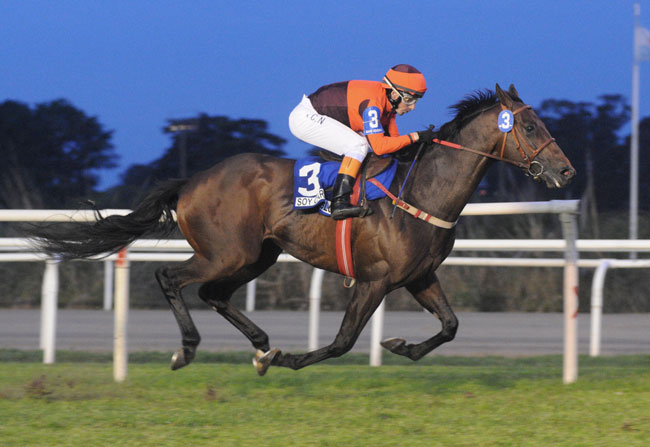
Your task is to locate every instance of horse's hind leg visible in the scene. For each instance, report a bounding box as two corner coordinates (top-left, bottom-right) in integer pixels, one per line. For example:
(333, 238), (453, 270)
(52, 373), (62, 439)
(381, 271), (458, 361)
(200, 281), (271, 352)
(198, 241), (283, 353)
(155, 261), (204, 370)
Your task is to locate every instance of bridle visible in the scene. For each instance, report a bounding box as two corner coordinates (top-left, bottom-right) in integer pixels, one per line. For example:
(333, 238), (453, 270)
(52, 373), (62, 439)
(431, 103), (556, 179)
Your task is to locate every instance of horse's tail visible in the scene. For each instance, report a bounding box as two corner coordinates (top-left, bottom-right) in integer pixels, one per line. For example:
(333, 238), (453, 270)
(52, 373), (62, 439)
(25, 179), (187, 260)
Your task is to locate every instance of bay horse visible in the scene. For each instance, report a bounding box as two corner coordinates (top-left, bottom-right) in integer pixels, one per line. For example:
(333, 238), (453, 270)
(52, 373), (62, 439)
(28, 84), (575, 375)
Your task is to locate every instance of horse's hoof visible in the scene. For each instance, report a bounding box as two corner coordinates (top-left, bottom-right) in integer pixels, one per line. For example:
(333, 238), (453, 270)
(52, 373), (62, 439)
(252, 348), (280, 376)
(381, 337), (407, 354)
(171, 348), (189, 371)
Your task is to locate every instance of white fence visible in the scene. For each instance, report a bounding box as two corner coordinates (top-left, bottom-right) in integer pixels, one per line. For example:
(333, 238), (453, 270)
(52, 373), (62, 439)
(1, 201), (649, 384)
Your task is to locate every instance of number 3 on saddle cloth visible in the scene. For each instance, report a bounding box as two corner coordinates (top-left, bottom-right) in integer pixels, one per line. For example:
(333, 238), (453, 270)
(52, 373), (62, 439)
(293, 156), (399, 284)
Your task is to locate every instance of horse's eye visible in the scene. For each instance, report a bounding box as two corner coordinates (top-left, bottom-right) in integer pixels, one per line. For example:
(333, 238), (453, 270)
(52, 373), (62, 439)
(525, 125), (535, 133)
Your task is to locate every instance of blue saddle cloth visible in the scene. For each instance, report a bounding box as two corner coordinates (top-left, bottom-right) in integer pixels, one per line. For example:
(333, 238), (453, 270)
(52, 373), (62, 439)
(293, 156), (398, 216)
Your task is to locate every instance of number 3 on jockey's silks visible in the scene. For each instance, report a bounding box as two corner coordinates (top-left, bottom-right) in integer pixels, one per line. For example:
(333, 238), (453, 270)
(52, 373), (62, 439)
(363, 106), (384, 135)
(298, 162), (321, 196)
(367, 109), (379, 128)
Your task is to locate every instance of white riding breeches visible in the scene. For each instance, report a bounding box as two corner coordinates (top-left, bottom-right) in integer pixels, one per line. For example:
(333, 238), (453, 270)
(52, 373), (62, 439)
(288, 95), (370, 162)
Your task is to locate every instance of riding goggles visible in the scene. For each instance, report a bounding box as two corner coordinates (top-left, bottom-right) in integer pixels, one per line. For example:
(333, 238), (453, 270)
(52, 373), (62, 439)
(396, 90), (419, 105)
(383, 76), (420, 105)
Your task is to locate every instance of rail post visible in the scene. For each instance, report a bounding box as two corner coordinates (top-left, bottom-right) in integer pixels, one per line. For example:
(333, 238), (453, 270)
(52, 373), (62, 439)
(41, 256), (60, 364)
(103, 259), (114, 311)
(308, 268), (325, 350)
(590, 260), (611, 357)
(560, 212), (579, 384)
(113, 249), (129, 382)
(246, 280), (256, 312)
(369, 299), (386, 366)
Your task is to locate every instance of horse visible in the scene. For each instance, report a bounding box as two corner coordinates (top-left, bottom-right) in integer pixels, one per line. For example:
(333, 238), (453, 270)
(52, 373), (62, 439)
(27, 84), (575, 375)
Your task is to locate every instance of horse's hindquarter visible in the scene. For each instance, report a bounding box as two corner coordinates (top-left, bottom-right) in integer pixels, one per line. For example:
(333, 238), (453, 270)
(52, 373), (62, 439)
(245, 155), (343, 272)
(176, 154), (293, 262)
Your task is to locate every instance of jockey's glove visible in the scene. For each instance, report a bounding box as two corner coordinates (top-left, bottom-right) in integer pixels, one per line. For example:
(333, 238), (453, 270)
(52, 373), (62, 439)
(417, 127), (436, 144)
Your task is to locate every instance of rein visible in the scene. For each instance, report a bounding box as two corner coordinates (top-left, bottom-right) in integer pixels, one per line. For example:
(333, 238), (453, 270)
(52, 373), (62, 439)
(432, 104), (555, 178)
(390, 141), (425, 219)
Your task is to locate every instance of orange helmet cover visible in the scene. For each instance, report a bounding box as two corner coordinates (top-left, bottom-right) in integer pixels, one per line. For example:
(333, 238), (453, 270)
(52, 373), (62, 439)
(383, 64), (427, 97)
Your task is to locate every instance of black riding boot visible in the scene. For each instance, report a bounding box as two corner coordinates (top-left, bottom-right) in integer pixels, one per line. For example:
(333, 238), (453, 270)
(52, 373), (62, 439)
(331, 174), (365, 220)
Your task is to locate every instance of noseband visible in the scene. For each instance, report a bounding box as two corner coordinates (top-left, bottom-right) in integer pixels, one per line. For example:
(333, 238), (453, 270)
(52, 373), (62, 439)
(432, 103), (555, 179)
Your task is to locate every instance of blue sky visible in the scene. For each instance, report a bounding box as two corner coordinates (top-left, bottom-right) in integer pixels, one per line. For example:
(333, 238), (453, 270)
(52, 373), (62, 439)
(1, 1), (648, 189)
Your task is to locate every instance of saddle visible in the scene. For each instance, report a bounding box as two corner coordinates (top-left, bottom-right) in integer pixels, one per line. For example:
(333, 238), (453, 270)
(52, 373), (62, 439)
(317, 150), (395, 211)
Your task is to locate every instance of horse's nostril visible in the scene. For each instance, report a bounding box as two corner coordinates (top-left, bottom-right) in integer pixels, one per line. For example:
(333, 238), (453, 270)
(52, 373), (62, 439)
(561, 167), (575, 179)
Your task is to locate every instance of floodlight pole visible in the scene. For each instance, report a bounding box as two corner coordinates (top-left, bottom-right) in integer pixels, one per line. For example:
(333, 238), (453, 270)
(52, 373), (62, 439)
(630, 4), (641, 257)
(165, 119), (199, 179)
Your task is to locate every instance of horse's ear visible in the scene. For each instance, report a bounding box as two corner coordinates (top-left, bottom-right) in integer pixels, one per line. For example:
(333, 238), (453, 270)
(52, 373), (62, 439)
(508, 84), (521, 101)
(495, 83), (513, 108)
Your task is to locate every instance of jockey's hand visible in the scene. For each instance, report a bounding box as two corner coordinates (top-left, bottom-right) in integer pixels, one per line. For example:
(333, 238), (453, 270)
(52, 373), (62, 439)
(417, 127), (436, 144)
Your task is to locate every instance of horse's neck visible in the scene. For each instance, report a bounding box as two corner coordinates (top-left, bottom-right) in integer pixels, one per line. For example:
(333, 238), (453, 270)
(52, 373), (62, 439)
(410, 118), (498, 222)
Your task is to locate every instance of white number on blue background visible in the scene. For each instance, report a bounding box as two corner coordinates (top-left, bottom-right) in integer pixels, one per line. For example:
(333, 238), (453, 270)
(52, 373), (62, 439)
(498, 110), (514, 133)
(363, 107), (384, 135)
(367, 109), (379, 128)
(298, 162), (321, 196)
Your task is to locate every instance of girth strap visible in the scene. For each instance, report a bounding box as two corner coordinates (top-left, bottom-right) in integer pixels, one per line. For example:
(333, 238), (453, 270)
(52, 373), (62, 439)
(335, 178), (361, 283)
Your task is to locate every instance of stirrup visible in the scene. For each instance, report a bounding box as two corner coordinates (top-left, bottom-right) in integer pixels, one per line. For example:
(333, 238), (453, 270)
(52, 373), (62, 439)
(331, 203), (366, 220)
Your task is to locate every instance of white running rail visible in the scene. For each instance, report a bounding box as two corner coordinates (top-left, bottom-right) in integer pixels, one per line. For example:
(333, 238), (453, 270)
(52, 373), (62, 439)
(2, 200), (648, 383)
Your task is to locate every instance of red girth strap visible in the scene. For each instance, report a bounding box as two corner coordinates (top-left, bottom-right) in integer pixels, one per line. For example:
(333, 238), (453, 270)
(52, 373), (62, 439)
(335, 178), (361, 281)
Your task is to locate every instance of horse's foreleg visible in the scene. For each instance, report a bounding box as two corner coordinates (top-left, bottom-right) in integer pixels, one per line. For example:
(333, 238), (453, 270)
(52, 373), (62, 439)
(381, 272), (458, 361)
(155, 263), (202, 370)
(259, 281), (386, 374)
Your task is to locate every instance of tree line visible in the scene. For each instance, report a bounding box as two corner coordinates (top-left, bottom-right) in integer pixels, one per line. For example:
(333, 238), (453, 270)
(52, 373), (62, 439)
(1, 94), (648, 312)
(0, 100), (286, 210)
(1, 94), (648, 217)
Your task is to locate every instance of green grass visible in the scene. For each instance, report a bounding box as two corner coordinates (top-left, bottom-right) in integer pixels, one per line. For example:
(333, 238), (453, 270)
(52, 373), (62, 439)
(1, 351), (649, 447)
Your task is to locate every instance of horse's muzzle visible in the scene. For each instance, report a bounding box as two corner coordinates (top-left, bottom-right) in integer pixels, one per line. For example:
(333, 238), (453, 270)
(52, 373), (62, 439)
(539, 165), (576, 189)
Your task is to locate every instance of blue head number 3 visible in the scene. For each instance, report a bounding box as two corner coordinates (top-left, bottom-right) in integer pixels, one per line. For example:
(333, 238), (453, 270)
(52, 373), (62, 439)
(498, 110), (514, 133)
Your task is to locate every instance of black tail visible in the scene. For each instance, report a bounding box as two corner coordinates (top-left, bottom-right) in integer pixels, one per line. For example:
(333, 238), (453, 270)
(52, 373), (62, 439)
(25, 179), (187, 260)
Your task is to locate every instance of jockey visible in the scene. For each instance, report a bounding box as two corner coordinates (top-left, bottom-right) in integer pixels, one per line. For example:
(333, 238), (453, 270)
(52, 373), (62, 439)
(289, 64), (435, 220)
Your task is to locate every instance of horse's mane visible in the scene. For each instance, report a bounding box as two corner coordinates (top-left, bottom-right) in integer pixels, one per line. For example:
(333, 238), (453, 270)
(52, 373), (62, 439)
(437, 89), (498, 141)
(395, 89), (501, 162)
